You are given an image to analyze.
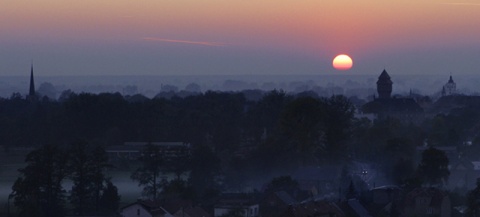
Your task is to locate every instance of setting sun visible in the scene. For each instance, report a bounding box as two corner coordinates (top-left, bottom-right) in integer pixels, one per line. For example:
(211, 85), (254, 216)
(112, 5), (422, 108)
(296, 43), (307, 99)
(332, 54), (353, 70)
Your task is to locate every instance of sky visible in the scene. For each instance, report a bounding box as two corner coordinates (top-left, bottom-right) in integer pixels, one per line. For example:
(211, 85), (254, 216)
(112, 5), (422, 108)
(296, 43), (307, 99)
(1, 0), (480, 76)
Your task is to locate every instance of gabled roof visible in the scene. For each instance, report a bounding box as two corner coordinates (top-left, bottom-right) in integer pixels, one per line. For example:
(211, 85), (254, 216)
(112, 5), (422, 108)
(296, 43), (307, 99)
(274, 191), (296, 205)
(121, 200), (168, 216)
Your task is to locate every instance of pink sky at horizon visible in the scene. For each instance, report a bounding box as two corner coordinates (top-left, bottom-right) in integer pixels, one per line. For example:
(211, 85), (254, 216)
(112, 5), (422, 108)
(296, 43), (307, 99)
(1, 0), (479, 76)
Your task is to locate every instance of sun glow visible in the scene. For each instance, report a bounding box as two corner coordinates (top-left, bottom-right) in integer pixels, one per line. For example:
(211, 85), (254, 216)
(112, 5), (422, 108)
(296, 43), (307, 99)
(332, 54), (353, 70)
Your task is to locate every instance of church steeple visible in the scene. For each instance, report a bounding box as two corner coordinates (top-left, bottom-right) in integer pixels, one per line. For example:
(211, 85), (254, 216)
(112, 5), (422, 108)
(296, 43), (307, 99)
(29, 63), (35, 97)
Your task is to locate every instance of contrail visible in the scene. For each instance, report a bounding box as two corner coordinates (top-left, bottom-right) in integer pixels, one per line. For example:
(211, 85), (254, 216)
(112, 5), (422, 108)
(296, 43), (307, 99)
(142, 37), (226, 47)
(440, 2), (480, 6)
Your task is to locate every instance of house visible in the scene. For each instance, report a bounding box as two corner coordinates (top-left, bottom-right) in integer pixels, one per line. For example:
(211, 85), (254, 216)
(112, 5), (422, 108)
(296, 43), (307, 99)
(174, 206), (211, 217)
(402, 187), (451, 217)
(214, 193), (260, 217)
(121, 200), (173, 217)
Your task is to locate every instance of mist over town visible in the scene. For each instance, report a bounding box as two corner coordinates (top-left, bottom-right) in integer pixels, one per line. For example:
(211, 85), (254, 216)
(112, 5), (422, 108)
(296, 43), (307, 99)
(2, 0), (480, 216)
(0, 67), (479, 217)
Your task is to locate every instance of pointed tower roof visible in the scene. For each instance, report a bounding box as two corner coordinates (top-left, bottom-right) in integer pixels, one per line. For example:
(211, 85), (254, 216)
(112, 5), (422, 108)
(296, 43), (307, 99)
(29, 63), (35, 97)
(377, 69), (392, 83)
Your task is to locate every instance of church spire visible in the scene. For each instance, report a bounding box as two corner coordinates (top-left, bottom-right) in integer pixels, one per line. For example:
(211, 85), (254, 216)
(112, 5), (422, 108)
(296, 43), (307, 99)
(29, 63), (35, 97)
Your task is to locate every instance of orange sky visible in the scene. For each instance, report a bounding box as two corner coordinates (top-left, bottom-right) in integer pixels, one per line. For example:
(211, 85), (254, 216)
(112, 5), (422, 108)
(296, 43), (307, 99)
(3, 1), (478, 46)
(1, 0), (479, 75)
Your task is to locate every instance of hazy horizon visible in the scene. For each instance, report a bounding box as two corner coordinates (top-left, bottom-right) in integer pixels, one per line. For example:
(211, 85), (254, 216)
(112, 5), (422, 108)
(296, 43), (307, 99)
(1, 72), (479, 99)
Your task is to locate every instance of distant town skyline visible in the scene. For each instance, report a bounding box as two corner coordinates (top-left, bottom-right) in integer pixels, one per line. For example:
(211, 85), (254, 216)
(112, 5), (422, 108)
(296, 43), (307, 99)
(1, 0), (479, 76)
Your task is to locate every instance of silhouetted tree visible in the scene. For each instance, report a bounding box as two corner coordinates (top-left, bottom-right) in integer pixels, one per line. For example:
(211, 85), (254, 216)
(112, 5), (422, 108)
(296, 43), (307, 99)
(188, 145), (220, 199)
(265, 176), (299, 196)
(58, 89), (75, 102)
(99, 178), (121, 216)
(90, 145), (111, 212)
(427, 115), (449, 146)
(244, 90), (292, 140)
(69, 141), (93, 215)
(37, 82), (57, 100)
(11, 144), (68, 217)
(164, 145), (191, 180)
(278, 97), (325, 165)
(392, 158), (415, 185)
(161, 179), (193, 199)
(417, 147), (450, 186)
(131, 143), (163, 199)
(322, 95), (355, 161)
(185, 83), (201, 92)
(69, 142), (112, 215)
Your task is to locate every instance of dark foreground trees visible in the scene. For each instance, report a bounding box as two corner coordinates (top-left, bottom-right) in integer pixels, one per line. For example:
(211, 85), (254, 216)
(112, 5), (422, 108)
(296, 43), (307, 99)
(69, 141), (119, 216)
(11, 143), (120, 217)
(417, 147), (450, 187)
(467, 178), (480, 216)
(11, 144), (68, 217)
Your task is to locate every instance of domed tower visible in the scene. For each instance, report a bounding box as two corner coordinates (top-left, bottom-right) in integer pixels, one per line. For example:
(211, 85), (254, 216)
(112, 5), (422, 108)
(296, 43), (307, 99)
(443, 75), (456, 96)
(377, 69), (392, 99)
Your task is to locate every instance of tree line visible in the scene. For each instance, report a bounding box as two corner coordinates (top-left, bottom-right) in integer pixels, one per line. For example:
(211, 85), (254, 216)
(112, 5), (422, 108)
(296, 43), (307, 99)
(4, 89), (480, 208)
